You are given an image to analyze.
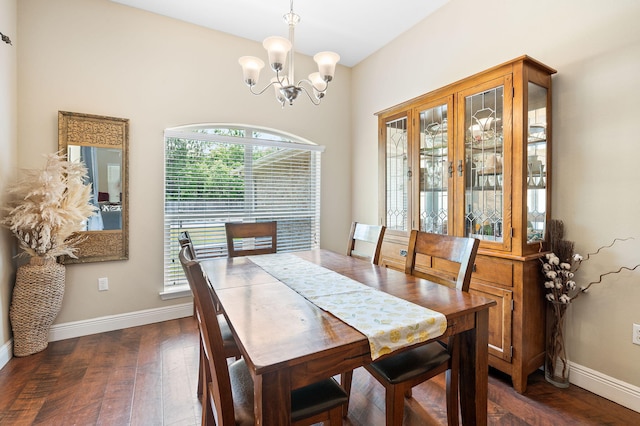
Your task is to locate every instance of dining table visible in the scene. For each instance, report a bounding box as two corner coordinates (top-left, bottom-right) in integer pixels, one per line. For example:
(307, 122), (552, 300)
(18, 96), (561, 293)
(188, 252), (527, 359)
(199, 249), (496, 425)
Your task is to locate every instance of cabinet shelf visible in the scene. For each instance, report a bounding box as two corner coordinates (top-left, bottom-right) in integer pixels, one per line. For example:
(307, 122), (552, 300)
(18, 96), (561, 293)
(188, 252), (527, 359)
(527, 137), (547, 144)
(468, 139), (504, 151)
(420, 187), (447, 192)
(419, 147), (448, 157)
(469, 185), (503, 191)
(475, 170), (503, 176)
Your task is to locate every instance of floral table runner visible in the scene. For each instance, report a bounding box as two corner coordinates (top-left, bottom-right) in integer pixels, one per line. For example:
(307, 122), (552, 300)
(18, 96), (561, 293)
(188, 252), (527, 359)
(248, 253), (447, 360)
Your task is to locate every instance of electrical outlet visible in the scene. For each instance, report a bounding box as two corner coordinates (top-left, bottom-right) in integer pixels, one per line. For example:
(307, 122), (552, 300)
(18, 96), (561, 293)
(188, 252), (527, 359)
(98, 277), (109, 291)
(633, 323), (640, 346)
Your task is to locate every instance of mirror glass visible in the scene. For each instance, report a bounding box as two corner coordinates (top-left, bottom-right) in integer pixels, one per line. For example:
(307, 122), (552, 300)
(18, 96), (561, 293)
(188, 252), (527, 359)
(58, 111), (129, 263)
(68, 146), (123, 231)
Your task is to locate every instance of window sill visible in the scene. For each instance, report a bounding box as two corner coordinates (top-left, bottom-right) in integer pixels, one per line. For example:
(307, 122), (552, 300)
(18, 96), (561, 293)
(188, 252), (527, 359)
(160, 284), (192, 300)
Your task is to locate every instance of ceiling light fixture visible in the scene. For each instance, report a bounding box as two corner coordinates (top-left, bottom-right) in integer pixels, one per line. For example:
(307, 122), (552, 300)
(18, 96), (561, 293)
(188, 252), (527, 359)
(238, 0), (340, 107)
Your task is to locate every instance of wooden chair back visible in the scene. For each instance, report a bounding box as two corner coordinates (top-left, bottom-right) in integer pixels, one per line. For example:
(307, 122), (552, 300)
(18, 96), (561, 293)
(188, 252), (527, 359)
(178, 230), (197, 259)
(225, 221), (277, 258)
(346, 222), (386, 265)
(405, 230), (479, 291)
(179, 246), (237, 425)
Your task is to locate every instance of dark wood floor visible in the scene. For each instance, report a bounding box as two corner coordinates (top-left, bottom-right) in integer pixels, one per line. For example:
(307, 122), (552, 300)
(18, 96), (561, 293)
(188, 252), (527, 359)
(0, 317), (638, 425)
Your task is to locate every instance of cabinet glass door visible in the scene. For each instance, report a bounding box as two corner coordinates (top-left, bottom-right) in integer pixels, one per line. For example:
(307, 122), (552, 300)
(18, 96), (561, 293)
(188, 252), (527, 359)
(527, 82), (548, 243)
(384, 116), (409, 232)
(462, 81), (509, 246)
(418, 100), (452, 234)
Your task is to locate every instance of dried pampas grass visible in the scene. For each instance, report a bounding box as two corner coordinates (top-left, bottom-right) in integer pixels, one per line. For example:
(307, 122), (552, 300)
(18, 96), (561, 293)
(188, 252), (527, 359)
(1, 152), (97, 259)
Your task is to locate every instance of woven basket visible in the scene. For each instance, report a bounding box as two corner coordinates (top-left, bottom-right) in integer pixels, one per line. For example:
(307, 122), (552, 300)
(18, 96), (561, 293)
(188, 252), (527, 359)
(10, 256), (66, 356)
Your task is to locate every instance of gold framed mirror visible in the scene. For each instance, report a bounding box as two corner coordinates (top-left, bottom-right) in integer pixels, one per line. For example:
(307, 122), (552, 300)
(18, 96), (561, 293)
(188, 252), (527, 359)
(58, 111), (129, 263)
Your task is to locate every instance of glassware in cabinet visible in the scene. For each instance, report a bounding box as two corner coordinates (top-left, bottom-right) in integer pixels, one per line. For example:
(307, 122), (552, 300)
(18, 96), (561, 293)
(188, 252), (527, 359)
(418, 102), (450, 235)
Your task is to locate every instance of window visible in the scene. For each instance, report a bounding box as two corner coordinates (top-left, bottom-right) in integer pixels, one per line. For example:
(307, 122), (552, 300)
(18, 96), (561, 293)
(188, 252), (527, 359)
(163, 124), (323, 293)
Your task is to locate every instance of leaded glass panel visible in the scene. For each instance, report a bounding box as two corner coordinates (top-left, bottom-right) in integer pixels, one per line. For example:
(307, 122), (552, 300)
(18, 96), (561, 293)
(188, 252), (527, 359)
(385, 118), (408, 231)
(464, 86), (504, 242)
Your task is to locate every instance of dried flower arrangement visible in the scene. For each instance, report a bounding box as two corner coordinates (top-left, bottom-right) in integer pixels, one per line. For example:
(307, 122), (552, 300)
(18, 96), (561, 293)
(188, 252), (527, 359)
(541, 219), (640, 386)
(1, 152), (96, 259)
(542, 219), (640, 304)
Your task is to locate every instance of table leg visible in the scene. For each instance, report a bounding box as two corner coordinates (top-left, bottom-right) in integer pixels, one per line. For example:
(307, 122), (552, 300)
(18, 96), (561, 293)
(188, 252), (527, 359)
(254, 369), (291, 425)
(459, 308), (489, 426)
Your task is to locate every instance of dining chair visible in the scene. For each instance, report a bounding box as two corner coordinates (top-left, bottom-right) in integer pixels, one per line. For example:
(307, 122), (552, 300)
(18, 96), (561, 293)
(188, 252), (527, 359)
(178, 230), (197, 259)
(182, 250), (349, 426)
(179, 246), (242, 399)
(346, 221), (386, 265)
(225, 221), (277, 257)
(363, 230), (480, 426)
(179, 230), (201, 318)
(339, 221), (387, 416)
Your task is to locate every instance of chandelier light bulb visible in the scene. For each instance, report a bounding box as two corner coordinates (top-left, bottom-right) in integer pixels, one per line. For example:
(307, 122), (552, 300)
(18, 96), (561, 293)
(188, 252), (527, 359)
(313, 51), (340, 81)
(238, 56), (265, 86)
(308, 72), (326, 99)
(309, 72), (328, 92)
(263, 36), (292, 72)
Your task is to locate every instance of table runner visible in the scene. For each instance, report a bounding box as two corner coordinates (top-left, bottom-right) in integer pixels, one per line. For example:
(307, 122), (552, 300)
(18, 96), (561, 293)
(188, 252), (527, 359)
(248, 253), (447, 360)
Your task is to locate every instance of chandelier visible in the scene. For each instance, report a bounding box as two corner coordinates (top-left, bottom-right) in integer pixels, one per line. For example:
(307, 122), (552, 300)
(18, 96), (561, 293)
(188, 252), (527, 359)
(238, 0), (340, 107)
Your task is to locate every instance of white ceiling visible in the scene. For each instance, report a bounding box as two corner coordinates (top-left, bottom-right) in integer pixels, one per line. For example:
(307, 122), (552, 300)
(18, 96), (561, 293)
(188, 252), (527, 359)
(111, 0), (449, 67)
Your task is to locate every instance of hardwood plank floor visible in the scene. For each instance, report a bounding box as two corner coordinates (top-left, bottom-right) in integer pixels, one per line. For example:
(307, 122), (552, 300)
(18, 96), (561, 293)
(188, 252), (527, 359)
(0, 317), (638, 425)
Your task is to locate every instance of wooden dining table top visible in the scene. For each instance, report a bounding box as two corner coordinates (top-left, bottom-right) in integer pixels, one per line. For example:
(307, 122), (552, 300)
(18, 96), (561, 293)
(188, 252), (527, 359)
(199, 249), (496, 425)
(200, 250), (496, 426)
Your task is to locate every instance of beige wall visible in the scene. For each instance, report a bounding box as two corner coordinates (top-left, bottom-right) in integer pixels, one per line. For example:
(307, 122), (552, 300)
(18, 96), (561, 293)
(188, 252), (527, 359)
(15, 0), (352, 324)
(352, 0), (640, 387)
(8, 0), (640, 395)
(0, 0), (18, 349)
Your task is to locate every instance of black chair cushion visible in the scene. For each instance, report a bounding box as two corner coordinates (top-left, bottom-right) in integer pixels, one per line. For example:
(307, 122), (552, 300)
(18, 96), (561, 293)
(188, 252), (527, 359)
(368, 342), (450, 384)
(218, 315), (237, 348)
(228, 359), (348, 425)
(291, 377), (348, 421)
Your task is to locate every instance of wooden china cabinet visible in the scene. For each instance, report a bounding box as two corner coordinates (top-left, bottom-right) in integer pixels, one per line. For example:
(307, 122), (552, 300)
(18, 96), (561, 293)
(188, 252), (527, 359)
(376, 56), (556, 393)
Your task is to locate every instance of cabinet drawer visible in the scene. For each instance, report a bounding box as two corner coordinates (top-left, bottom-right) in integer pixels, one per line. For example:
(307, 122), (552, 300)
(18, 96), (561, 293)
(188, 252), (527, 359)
(472, 255), (513, 287)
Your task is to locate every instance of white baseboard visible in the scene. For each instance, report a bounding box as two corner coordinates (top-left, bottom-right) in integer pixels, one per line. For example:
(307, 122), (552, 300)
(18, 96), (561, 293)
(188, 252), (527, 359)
(0, 302), (193, 371)
(570, 361), (640, 413)
(48, 302), (193, 342)
(0, 338), (12, 369)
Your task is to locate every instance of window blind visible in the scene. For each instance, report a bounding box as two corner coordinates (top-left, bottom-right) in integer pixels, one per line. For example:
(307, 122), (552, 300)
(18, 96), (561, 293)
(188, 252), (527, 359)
(164, 127), (323, 288)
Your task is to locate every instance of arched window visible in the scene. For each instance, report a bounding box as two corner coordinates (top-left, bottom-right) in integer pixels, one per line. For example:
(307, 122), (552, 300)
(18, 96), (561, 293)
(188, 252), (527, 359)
(163, 124), (324, 291)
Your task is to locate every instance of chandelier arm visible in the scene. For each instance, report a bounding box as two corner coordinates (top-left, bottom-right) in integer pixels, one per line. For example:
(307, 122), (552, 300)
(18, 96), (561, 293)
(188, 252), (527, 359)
(248, 80), (279, 96)
(298, 85), (322, 106)
(248, 70), (288, 96)
(298, 78), (329, 94)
